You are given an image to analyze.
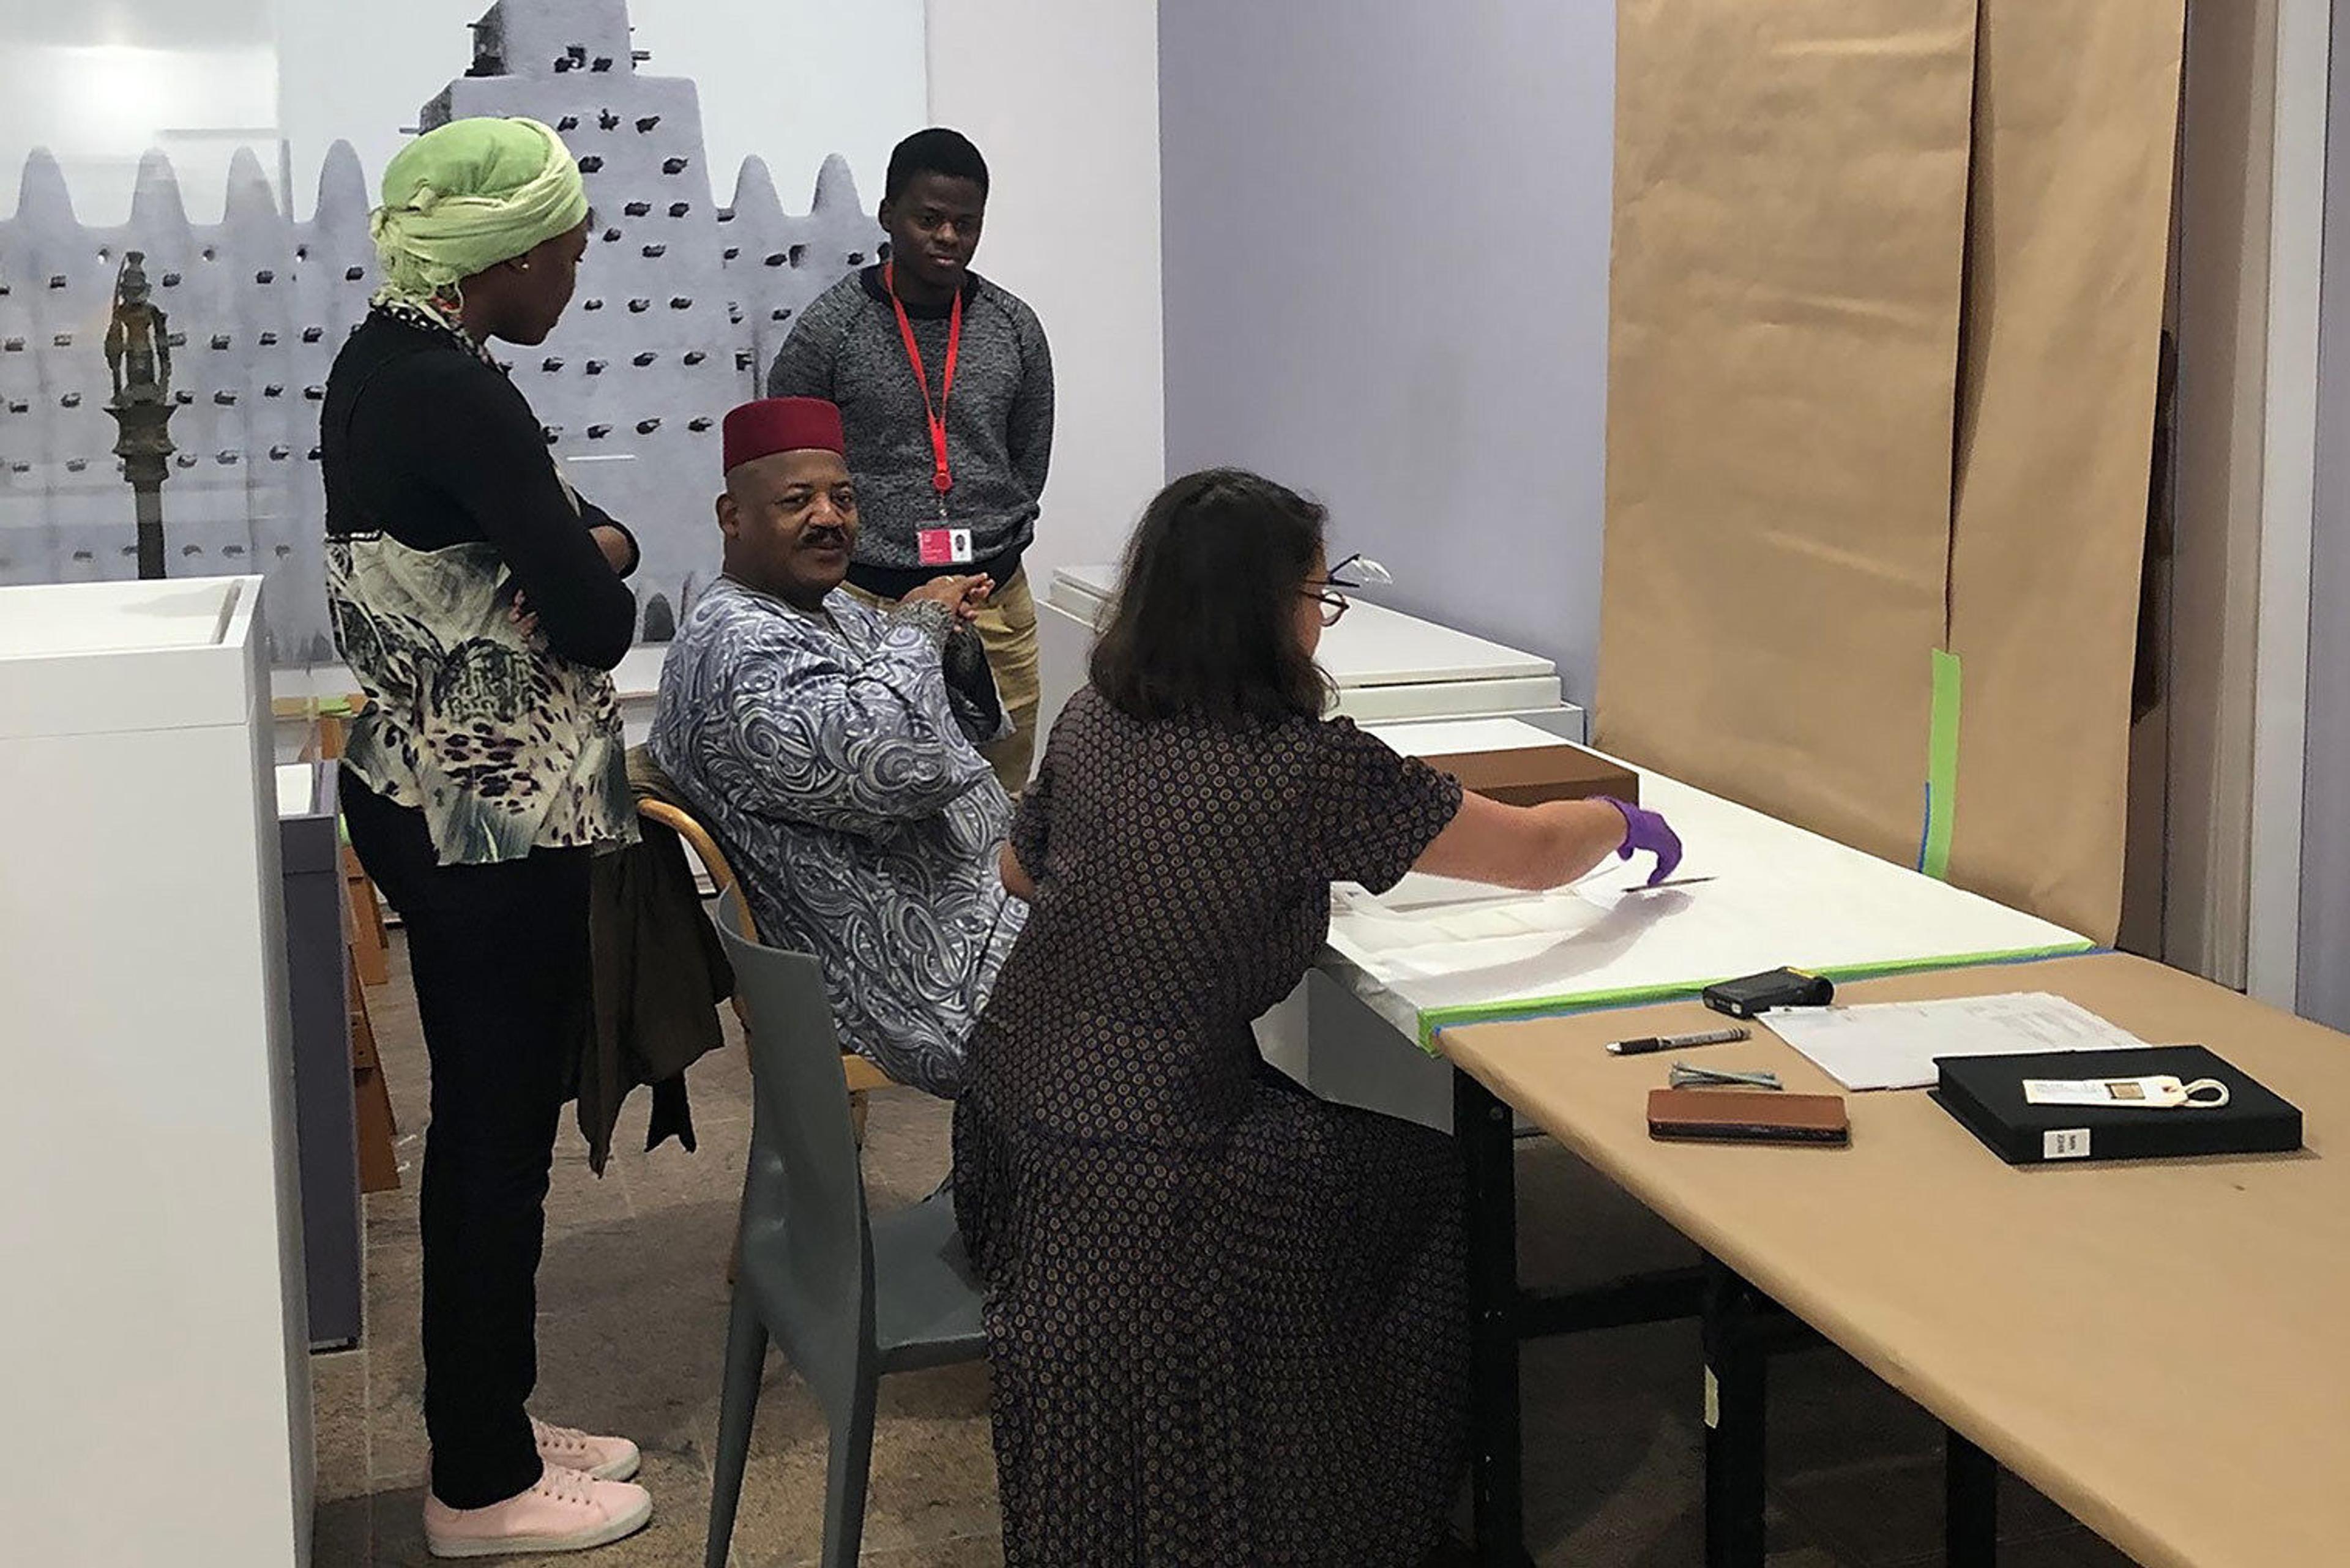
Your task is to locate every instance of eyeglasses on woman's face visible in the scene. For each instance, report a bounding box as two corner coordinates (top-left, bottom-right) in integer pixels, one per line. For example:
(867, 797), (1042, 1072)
(1299, 551), (1390, 628)
(1301, 588), (1351, 627)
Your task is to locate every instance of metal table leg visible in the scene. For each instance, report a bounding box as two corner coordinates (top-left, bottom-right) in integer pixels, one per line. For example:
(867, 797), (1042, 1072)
(1450, 1070), (1982, 1568)
(1945, 1426), (1999, 1566)
(1457, 1069), (1534, 1567)
(1702, 1257), (1770, 1568)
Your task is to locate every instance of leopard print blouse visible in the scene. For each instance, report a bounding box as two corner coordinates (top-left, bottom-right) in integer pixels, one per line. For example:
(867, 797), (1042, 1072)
(327, 296), (634, 866)
(327, 533), (634, 865)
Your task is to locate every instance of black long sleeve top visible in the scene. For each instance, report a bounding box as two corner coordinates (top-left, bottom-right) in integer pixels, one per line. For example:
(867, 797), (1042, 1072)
(322, 310), (639, 670)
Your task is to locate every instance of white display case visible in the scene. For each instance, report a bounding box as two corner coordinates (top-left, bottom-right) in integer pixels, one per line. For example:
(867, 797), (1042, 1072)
(1037, 562), (1583, 755)
(0, 576), (313, 1567)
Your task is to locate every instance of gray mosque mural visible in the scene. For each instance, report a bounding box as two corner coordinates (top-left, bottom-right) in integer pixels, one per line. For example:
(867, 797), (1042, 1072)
(0, 0), (884, 663)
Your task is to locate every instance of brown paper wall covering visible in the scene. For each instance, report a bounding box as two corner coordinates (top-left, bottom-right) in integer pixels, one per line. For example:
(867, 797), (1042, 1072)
(1597, 2), (1979, 862)
(1944, 0), (2187, 941)
(1598, 0), (2185, 944)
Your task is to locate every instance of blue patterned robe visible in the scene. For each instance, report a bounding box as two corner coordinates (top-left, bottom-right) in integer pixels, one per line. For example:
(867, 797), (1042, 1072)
(651, 576), (1025, 1096)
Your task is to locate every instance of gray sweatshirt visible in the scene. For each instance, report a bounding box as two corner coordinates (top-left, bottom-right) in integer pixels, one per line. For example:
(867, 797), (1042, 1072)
(767, 266), (1054, 597)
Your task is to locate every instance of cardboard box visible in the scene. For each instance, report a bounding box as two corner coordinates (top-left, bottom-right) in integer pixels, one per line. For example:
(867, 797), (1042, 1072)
(1424, 744), (1638, 808)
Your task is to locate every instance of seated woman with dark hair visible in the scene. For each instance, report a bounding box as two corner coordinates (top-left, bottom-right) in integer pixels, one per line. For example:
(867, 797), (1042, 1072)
(953, 468), (1681, 1566)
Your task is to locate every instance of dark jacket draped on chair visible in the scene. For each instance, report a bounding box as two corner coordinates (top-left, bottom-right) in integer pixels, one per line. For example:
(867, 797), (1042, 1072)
(576, 748), (736, 1174)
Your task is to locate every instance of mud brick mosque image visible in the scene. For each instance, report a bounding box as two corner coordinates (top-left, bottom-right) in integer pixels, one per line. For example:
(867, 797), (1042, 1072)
(0, 0), (884, 662)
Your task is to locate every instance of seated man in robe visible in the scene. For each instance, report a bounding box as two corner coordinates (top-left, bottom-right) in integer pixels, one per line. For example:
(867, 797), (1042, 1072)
(651, 398), (1023, 1096)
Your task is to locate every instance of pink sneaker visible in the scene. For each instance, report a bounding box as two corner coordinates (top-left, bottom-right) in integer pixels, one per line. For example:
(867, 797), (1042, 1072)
(423, 1464), (653, 1559)
(533, 1416), (643, 1482)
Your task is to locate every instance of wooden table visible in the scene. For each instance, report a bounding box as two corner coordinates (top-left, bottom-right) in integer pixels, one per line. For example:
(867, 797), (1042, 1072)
(1441, 954), (2350, 1567)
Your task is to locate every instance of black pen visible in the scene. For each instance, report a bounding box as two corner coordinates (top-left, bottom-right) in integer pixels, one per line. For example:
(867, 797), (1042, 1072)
(1606, 1026), (1750, 1057)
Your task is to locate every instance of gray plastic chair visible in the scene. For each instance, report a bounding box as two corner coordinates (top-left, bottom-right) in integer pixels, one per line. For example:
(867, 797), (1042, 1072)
(705, 892), (987, 1568)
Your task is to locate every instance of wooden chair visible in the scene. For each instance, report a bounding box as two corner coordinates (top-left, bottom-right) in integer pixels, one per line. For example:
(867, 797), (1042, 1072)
(278, 693), (393, 987)
(635, 799), (897, 1140)
(346, 958), (402, 1194)
(277, 692), (401, 1192)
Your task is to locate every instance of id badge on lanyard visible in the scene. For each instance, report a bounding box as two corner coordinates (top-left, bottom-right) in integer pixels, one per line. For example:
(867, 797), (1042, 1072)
(888, 264), (974, 567)
(919, 527), (974, 567)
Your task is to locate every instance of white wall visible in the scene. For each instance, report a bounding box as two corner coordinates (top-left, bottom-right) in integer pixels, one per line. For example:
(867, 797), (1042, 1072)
(1157, 0), (1613, 701)
(2246, 0), (2329, 1007)
(927, 0), (1166, 592)
(0, 0), (278, 223)
(2286, 0), (2350, 1023)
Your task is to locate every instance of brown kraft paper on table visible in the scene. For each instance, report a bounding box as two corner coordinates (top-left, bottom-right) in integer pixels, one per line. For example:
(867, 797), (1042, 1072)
(1597, 1), (1977, 865)
(1943, 0), (2186, 944)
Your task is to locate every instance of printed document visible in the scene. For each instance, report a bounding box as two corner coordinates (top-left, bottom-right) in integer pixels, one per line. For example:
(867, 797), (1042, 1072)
(1765, 992), (2149, 1092)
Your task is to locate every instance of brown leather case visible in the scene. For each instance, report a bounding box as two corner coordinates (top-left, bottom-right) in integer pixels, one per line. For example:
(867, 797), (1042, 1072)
(1647, 1088), (1851, 1146)
(1428, 744), (1640, 807)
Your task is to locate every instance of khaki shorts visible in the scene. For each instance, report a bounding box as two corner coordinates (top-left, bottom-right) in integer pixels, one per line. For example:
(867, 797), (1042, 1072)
(845, 565), (1040, 795)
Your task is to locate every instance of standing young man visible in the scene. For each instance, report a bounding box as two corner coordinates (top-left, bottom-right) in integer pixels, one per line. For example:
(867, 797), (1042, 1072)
(768, 127), (1053, 793)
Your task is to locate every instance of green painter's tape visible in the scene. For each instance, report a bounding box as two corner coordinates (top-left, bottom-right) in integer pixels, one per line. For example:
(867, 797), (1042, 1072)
(1411, 940), (2098, 1052)
(1922, 649), (1963, 881)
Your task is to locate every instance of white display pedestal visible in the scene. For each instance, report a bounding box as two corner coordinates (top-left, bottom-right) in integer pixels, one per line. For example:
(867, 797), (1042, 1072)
(0, 577), (314, 1567)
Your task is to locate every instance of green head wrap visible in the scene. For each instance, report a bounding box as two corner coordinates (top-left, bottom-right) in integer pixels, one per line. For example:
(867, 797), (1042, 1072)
(370, 117), (588, 304)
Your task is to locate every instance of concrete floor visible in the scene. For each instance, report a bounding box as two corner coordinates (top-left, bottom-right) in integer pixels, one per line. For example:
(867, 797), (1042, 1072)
(311, 936), (2136, 1566)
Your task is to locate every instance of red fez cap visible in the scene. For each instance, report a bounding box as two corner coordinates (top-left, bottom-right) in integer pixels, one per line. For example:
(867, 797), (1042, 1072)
(723, 397), (846, 472)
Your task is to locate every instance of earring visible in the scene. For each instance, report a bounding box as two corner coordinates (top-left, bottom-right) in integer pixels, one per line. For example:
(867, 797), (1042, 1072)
(518, 263), (532, 271)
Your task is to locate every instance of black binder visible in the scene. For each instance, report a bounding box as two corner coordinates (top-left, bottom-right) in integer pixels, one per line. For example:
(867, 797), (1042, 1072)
(1933, 1045), (2303, 1166)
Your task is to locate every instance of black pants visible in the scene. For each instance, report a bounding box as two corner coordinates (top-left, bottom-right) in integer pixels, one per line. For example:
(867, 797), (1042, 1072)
(342, 775), (591, 1509)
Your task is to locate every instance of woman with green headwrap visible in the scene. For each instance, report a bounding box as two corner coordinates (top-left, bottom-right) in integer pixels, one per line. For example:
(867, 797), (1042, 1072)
(323, 115), (654, 1558)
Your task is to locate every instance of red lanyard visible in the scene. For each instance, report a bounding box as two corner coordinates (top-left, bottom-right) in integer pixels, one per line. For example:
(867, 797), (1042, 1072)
(885, 261), (962, 510)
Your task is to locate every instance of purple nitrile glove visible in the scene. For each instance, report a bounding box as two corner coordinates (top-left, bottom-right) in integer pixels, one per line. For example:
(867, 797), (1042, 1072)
(1599, 796), (1684, 886)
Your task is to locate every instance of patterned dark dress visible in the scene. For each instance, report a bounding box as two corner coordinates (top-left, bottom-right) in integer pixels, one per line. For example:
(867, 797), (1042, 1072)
(953, 686), (1471, 1566)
